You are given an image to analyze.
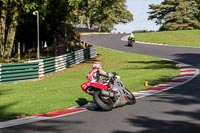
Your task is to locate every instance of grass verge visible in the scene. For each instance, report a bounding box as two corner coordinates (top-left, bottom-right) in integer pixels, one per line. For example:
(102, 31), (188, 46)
(0, 46), (179, 120)
(135, 30), (200, 47)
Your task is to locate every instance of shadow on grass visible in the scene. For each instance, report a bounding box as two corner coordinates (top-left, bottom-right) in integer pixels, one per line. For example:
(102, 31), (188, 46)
(81, 54), (102, 64)
(125, 60), (177, 70)
(146, 76), (176, 87)
(0, 89), (30, 121)
(76, 98), (92, 106)
(0, 88), (11, 96)
(124, 60), (178, 87)
(0, 102), (26, 121)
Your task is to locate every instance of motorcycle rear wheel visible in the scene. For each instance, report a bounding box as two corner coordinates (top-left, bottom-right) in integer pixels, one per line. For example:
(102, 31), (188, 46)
(93, 91), (114, 111)
(128, 42), (133, 47)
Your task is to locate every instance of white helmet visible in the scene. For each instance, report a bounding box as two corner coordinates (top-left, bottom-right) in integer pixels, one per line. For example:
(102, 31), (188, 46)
(92, 62), (102, 69)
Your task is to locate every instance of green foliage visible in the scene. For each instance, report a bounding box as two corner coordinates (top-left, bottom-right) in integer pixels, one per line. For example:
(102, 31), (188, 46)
(69, 0), (133, 31)
(23, 2), (38, 13)
(0, 0), (133, 62)
(148, 0), (200, 31)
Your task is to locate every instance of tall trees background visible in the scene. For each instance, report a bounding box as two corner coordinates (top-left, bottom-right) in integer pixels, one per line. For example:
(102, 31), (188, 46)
(1, 0), (199, 62)
(148, 0), (200, 31)
(0, 0), (133, 62)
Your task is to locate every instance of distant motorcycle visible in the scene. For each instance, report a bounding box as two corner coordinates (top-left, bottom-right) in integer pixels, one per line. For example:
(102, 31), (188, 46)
(128, 37), (135, 47)
(81, 72), (136, 111)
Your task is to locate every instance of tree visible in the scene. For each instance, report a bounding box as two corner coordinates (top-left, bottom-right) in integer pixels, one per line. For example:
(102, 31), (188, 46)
(93, 0), (133, 32)
(0, 0), (24, 62)
(148, 0), (200, 31)
(11, 0), (78, 60)
(0, 0), (49, 62)
(70, 0), (133, 32)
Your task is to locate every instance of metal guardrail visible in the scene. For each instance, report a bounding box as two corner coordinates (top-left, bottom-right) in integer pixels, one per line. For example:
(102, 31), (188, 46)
(0, 62), (39, 82)
(0, 45), (96, 83)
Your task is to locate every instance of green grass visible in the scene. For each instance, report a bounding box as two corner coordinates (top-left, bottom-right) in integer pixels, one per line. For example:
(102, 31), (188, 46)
(135, 30), (200, 47)
(0, 47), (179, 120)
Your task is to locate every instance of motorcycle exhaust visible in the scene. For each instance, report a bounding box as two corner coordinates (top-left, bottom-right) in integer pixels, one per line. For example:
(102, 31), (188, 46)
(101, 90), (114, 97)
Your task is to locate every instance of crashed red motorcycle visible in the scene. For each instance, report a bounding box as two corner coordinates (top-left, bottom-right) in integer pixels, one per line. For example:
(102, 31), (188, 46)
(81, 72), (136, 111)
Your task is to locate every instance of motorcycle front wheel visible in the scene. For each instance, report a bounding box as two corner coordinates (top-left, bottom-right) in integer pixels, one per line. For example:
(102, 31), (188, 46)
(125, 88), (136, 105)
(93, 91), (114, 111)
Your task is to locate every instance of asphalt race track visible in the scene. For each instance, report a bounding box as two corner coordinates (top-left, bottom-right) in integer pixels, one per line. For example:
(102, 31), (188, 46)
(1, 34), (200, 133)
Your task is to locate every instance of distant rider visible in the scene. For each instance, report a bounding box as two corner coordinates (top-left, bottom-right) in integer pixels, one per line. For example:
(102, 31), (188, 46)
(128, 32), (135, 41)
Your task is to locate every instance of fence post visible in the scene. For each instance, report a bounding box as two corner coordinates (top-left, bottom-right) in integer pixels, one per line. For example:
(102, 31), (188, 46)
(55, 54), (67, 72)
(38, 60), (44, 78)
(74, 49), (84, 64)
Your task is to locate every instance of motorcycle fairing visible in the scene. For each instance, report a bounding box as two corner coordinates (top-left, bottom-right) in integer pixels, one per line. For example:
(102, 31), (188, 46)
(81, 82), (109, 92)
